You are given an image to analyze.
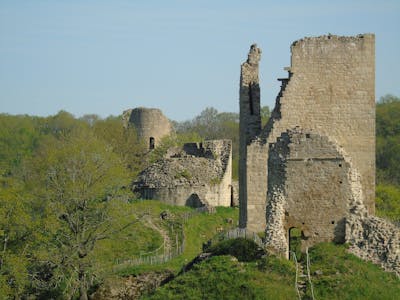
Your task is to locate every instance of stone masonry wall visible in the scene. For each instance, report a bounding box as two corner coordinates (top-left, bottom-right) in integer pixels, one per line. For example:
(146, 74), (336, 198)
(265, 129), (353, 257)
(264, 34), (375, 214)
(123, 107), (173, 150)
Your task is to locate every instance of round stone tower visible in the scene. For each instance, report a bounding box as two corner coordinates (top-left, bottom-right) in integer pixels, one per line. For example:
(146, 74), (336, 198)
(123, 107), (172, 150)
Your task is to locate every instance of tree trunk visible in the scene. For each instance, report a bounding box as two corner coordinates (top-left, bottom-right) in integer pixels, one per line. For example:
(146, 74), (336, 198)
(79, 269), (88, 300)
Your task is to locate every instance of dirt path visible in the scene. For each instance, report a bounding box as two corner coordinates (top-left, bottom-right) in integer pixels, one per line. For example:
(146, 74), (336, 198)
(142, 215), (172, 254)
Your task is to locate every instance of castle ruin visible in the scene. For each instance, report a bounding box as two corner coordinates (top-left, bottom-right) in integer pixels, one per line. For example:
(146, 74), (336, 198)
(134, 140), (233, 208)
(240, 34), (376, 251)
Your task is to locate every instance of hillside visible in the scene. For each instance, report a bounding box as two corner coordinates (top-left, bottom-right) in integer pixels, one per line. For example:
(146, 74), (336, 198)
(89, 202), (399, 300)
(143, 241), (400, 300)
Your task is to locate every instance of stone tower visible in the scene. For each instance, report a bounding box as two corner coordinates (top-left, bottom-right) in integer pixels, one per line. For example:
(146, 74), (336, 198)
(239, 34), (375, 249)
(123, 107), (172, 150)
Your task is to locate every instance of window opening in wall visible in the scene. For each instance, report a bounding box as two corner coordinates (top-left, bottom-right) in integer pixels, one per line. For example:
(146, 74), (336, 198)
(289, 227), (302, 260)
(149, 137), (155, 150)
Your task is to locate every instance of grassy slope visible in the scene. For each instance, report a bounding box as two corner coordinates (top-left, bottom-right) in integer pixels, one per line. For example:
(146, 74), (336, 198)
(307, 243), (400, 300)
(143, 255), (297, 300)
(144, 242), (400, 300)
(116, 203), (239, 275)
(91, 200), (192, 273)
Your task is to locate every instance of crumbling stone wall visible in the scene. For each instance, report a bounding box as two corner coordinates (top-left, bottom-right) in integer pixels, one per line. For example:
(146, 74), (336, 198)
(346, 215), (400, 277)
(345, 191), (400, 277)
(265, 129), (355, 256)
(123, 107), (173, 150)
(134, 140), (232, 207)
(239, 34), (376, 234)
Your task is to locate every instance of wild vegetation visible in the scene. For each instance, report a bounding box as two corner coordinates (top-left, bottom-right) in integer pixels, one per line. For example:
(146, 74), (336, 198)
(0, 95), (399, 298)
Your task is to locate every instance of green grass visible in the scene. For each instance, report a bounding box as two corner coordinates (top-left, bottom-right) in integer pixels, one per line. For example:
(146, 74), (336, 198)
(143, 255), (297, 300)
(91, 200), (192, 273)
(305, 243), (400, 300)
(116, 205), (239, 275)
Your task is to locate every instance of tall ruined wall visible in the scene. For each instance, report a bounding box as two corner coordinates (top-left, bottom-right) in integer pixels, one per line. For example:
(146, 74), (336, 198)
(123, 107), (172, 149)
(241, 34), (375, 232)
(239, 44), (264, 230)
(264, 34), (375, 214)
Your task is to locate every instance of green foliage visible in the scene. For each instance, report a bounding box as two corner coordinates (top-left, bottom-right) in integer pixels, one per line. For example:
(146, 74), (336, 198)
(376, 94), (400, 185)
(261, 105), (271, 127)
(0, 114), (42, 174)
(24, 129), (134, 298)
(306, 243), (400, 300)
(208, 238), (265, 262)
(0, 176), (33, 298)
(92, 116), (147, 177)
(375, 184), (400, 224)
(0, 253), (30, 299)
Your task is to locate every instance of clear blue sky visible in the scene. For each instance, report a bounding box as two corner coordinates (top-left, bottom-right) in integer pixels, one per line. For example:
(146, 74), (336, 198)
(0, 0), (399, 121)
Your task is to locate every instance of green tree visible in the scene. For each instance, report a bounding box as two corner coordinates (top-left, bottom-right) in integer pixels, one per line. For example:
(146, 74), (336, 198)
(376, 94), (400, 185)
(0, 114), (42, 175)
(26, 130), (133, 299)
(92, 116), (147, 177)
(375, 184), (400, 224)
(39, 110), (88, 138)
(0, 176), (33, 298)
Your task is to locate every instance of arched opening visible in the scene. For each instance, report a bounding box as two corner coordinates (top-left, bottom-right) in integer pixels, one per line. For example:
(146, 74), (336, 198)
(288, 227), (302, 260)
(185, 193), (205, 208)
(149, 137), (155, 150)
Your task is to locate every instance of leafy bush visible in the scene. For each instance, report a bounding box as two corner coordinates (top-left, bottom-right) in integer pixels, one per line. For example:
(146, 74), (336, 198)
(208, 238), (265, 262)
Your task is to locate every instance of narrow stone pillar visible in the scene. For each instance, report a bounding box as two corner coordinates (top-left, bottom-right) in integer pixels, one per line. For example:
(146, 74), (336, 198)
(239, 44), (262, 228)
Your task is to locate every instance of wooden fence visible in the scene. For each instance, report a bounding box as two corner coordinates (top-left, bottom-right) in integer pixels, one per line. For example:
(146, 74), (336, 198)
(205, 227), (264, 249)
